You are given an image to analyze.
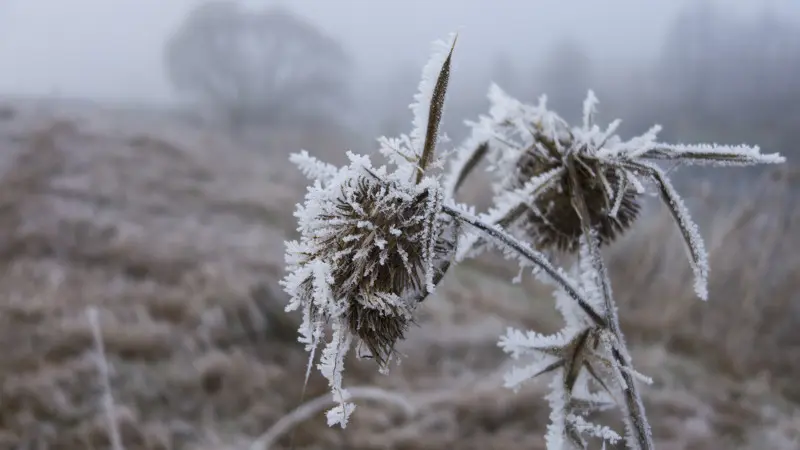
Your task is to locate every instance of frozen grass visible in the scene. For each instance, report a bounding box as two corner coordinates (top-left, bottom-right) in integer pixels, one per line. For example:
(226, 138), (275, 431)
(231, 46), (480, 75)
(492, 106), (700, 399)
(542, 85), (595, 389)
(0, 99), (797, 449)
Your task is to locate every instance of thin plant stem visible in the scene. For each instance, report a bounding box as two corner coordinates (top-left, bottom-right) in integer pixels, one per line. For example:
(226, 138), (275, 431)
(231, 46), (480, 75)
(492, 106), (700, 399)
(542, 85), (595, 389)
(86, 307), (125, 450)
(566, 160), (654, 450)
(441, 204), (605, 327)
(587, 235), (653, 450)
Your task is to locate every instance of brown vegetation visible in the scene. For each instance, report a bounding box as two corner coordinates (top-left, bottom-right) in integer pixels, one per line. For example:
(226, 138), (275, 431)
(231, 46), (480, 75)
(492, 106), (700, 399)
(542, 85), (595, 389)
(0, 102), (796, 449)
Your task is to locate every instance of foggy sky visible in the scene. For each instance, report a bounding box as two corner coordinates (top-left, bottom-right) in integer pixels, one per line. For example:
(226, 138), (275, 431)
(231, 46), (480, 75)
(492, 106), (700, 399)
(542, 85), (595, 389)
(1, 0), (798, 103)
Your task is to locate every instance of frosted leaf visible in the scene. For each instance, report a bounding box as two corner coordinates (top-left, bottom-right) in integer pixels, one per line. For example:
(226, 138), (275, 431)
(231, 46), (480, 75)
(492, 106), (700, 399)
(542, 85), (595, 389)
(310, 260), (337, 312)
(290, 150), (340, 185)
(498, 327), (572, 360)
(301, 316), (323, 390)
(567, 414), (622, 445)
(614, 363), (654, 386)
(503, 359), (557, 392)
(486, 83), (527, 123)
(620, 125), (663, 158)
(629, 160), (709, 300)
(641, 142), (785, 166)
(422, 182), (445, 293)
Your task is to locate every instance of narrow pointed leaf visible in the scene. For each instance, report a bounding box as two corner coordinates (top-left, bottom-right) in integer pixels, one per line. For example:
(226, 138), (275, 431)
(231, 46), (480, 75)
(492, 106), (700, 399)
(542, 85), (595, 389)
(626, 160), (709, 300)
(639, 143), (785, 167)
(416, 35), (457, 183)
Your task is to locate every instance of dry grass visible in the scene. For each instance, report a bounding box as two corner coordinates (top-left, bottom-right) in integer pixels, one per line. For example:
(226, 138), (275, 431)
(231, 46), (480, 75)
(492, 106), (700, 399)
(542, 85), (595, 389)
(0, 100), (797, 449)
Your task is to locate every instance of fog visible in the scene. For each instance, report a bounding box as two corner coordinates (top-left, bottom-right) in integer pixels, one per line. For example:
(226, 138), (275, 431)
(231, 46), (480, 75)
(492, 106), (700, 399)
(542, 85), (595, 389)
(2, 0), (800, 160)
(0, 3), (798, 448)
(2, 0), (796, 102)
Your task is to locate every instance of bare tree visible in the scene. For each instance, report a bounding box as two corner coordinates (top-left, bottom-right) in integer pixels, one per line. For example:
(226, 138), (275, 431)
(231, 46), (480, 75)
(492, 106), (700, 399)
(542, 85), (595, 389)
(164, 1), (352, 129)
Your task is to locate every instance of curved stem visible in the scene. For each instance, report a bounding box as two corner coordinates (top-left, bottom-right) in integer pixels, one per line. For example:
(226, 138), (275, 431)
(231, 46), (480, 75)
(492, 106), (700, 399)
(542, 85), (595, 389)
(250, 386), (416, 450)
(448, 141), (489, 197)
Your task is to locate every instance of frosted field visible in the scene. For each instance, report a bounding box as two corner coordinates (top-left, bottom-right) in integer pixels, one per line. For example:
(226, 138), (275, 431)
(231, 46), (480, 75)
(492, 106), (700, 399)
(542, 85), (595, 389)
(0, 99), (797, 449)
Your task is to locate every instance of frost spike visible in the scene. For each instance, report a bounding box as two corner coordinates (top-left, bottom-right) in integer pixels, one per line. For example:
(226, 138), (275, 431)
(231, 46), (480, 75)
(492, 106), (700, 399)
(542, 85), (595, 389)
(582, 89), (599, 130)
(609, 170), (628, 219)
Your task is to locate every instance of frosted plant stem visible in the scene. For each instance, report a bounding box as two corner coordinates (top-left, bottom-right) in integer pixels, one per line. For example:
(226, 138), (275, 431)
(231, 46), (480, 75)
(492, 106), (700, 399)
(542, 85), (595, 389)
(441, 204), (605, 327)
(566, 161), (653, 450)
(586, 237), (653, 450)
(86, 307), (125, 450)
(250, 387), (416, 450)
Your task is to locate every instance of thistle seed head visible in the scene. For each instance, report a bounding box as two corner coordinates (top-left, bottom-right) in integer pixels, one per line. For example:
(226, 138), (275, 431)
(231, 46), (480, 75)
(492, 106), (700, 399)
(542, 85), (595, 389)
(510, 147), (640, 253)
(288, 169), (453, 367)
(330, 176), (451, 364)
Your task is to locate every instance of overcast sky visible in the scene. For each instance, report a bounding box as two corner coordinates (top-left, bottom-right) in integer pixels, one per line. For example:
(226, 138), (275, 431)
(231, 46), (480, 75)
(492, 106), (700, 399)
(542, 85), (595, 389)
(0, 0), (797, 103)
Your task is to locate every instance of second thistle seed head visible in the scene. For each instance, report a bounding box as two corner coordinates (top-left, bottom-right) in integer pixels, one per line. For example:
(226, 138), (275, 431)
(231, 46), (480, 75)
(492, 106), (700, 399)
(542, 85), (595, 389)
(470, 86), (642, 254)
(510, 147), (640, 253)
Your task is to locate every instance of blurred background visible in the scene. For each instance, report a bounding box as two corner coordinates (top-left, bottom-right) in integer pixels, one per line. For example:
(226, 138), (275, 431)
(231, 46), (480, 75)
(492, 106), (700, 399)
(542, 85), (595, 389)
(0, 0), (798, 449)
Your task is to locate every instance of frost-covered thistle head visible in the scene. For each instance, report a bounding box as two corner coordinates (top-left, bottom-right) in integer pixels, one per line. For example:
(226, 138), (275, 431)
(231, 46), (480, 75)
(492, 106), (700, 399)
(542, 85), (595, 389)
(281, 33), (457, 427)
(456, 86), (642, 254)
(286, 163), (452, 366)
(452, 84), (785, 299)
(507, 129), (640, 253)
